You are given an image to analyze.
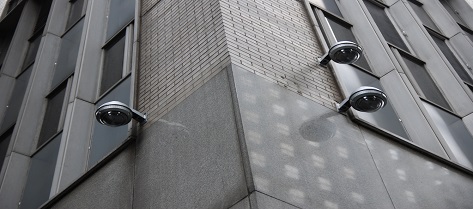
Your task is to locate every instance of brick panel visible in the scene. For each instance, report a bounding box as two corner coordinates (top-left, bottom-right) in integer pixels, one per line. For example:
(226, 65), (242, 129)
(220, 0), (341, 109)
(139, 0), (231, 126)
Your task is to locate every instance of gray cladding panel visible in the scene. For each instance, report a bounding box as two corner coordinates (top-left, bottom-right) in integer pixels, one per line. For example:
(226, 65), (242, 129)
(50, 144), (134, 209)
(134, 67), (247, 209)
(231, 64), (394, 209)
(390, 1), (473, 116)
(362, 130), (473, 209)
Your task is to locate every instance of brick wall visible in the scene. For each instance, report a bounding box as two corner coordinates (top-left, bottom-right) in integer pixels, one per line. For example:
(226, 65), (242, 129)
(220, 0), (342, 110)
(139, 0), (342, 126)
(139, 0), (231, 126)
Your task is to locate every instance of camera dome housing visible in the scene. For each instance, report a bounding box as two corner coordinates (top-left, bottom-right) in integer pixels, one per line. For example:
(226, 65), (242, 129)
(318, 41), (363, 66)
(95, 101), (147, 127)
(337, 86), (387, 113)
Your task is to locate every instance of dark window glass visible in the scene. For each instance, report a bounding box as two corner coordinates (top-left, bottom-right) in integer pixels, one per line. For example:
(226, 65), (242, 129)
(364, 0), (410, 52)
(312, 0), (342, 17)
(23, 34), (42, 69)
(467, 83), (473, 93)
(65, 0), (85, 30)
(334, 64), (409, 139)
(0, 30), (15, 67)
(105, 0), (135, 41)
(33, 0), (53, 33)
(325, 15), (371, 71)
(407, 1), (440, 32)
(6, 0), (20, 14)
(51, 19), (84, 89)
(37, 85), (66, 147)
(440, 0), (466, 25)
(89, 77), (130, 168)
(423, 102), (473, 169)
(0, 128), (13, 172)
(100, 32), (126, 95)
(20, 133), (61, 209)
(430, 33), (473, 85)
(401, 55), (451, 110)
(0, 66), (33, 134)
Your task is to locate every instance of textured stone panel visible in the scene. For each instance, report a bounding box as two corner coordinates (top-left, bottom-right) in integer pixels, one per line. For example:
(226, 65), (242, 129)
(134, 68), (247, 209)
(50, 145), (134, 209)
(232, 64), (394, 209)
(363, 130), (473, 209)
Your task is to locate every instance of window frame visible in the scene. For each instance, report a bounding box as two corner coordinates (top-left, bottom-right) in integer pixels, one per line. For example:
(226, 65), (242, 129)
(97, 22), (134, 99)
(312, 4), (373, 74)
(391, 46), (453, 112)
(65, 0), (87, 31)
(36, 77), (72, 150)
(311, 2), (411, 140)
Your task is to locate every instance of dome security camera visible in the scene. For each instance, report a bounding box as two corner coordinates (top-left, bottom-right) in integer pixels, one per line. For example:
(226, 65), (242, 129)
(318, 41), (363, 66)
(337, 86), (387, 113)
(95, 101), (147, 127)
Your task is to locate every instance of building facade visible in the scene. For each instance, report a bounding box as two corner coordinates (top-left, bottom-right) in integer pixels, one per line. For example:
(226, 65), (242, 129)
(1, 0), (473, 208)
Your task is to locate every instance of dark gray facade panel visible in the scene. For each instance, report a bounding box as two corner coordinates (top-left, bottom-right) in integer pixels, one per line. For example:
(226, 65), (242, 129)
(50, 143), (135, 209)
(134, 67), (248, 209)
(424, 102), (473, 169)
(231, 64), (394, 209)
(105, 0), (134, 42)
(20, 133), (61, 209)
(0, 153), (30, 209)
(0, 66), (32, 134)
(51, 18), (84, 89)
(88, 77), (131, 168)
(312, 0), (342, 17)
(37, 85), (66, 148)
(333, 64), (409, 139)
(100, 32), (126, 95)
(363, 129), (473, 209)
(65, 0), (85, 30)
(363, 0), (409, 52)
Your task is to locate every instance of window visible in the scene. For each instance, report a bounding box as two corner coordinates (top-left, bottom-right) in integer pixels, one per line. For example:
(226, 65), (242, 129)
(324, 15), (371, 71)
(51, 18), (85, 89)
(22, 33), (42, 70)
(65, 0), (86, 30)
(312, 1), (371, 71)
(105, 0), (135, 41)
(88, 77), (131, 168)
(363, 0), (410, 52)
(0, 128), (13, 172)
(429, 32), (473, 88)
(398, 53), (451, 111)
(100, 32), (127, 95)
(407, 0), (440, 32)
(311, 1), (409, 139)
(88, 0), (135, 168)
(20, 133), (62, 209)
(335, 64), (410, 139)
(33, 0), (53, 33)
(37, 83), (68, 148)
(423, 102), (473, 169)
(440, 0), (467, 26)
(0, 66), (33, 134)
(440, 0), (473, 42)
(6, 0), (20, 14)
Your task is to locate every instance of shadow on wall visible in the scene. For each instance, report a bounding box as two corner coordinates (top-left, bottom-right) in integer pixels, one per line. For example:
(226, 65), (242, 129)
(299, 111), (339, 142)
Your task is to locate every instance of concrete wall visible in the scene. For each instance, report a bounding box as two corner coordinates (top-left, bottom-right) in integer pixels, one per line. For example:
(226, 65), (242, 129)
(231, 63), (473, 209)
